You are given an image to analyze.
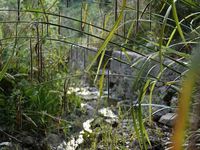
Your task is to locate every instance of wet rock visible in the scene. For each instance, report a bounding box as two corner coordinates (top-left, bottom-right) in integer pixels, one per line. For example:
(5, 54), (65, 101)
(0, 142), (12, 147)
(83, 119), (94, 133)
(68, 86), (107, 101)
(98, 108), (119, 127)
(79, 93), (99, 101)
(159, 113), (177, 127)
(65, 131), (85, 150)
(66, 137), (77, 150)
(59, 118), (94, 150)
(57, 141), (67, 150)
(0, 142), (24, 150)
(98, 107), (118, 119)
(152, 107), (171, 122)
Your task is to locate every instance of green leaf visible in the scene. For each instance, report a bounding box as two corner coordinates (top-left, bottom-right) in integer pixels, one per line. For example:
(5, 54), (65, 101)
(86, 0), (126, 83)
(98, 58), (111, 97)
(159, 3), (172, 72)
(171, 0), (187, 45)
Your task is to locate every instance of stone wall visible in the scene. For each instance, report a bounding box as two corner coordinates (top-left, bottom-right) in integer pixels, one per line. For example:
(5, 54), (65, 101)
(69, 45), (187, 100)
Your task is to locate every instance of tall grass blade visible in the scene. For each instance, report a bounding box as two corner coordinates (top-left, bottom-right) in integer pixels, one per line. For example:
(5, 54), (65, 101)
(86, 0), (126, 83)
(98, 59), (111, 97)
(131, 107), (142, 148)
(171, 72), (195, 150)
(166, 12), (200, 47)
(171, 0), (186, 45)
(131, 56), (152, 149)
(159, 4), (172, 71)
(81, 2), (88, 31)
(171, 45), (200, 150)
(38, 0), (49, 22)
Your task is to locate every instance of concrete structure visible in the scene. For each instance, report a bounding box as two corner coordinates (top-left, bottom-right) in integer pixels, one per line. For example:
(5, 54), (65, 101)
(69, 45), (187, 100)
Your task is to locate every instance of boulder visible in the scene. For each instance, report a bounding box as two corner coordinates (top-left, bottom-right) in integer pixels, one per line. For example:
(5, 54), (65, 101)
(69, 45), (187, 99)
(159, 113), (177, 127)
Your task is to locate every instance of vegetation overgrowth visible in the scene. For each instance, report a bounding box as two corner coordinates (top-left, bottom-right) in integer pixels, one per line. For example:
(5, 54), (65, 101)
(0, 0), (200, 149)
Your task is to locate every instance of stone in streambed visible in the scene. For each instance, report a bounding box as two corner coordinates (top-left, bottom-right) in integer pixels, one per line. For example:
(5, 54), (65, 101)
(158, 113), (177, 127)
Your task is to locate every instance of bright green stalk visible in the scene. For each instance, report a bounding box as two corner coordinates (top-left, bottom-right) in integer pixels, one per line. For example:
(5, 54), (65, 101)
(171, 0), (186, 45)
(86, 0), (126, 83)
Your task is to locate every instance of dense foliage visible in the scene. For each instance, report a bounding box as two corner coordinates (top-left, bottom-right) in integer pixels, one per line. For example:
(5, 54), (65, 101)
(0, 0), (200, 149)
